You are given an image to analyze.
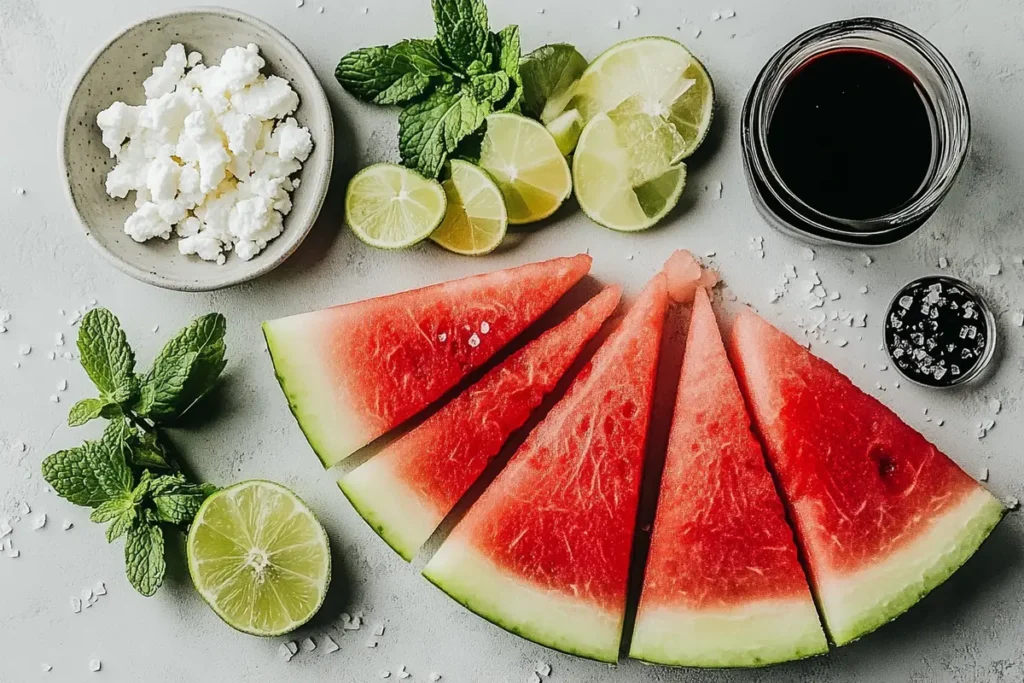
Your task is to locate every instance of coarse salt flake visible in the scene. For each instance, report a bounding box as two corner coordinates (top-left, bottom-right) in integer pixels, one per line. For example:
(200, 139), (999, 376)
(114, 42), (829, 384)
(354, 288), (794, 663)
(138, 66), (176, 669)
(467, 333), (481, 348)
(89, 660), (101, 672)
(324, 635), (339, 653)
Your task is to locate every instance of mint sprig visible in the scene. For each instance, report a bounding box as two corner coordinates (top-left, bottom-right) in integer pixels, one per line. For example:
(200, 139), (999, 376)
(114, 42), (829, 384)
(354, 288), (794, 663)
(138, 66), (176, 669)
(42, 309), (225, 597)
(335, 0), (523, 178)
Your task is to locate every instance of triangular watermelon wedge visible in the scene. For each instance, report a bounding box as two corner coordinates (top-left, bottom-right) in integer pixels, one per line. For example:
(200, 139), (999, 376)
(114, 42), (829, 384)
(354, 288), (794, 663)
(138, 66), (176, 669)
(263, 255), (592, 467)
(338, 286), (622, 561)
(729, 310), (1005, 646)
(423, 273), (669, 662)
(631, 289), (828, 667)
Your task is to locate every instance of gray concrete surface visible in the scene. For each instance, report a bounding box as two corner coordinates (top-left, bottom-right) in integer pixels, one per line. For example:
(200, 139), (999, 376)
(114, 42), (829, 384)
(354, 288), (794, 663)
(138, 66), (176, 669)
(1, 0), (1022, 681)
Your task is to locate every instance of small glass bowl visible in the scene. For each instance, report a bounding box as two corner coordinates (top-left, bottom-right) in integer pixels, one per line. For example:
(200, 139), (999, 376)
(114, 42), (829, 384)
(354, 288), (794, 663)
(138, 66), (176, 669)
(741, 18), (971, 246)
(883, 276), (997, 388)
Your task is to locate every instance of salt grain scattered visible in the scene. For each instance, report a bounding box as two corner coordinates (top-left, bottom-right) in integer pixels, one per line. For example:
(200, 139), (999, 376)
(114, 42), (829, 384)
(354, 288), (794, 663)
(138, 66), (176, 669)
(480, 321), (490, 334)
(630, 4), (639, 16)
(835, 338), (848, 348)
(374, 623), (385, 636)
(1005, 496), (1020, 510)
(301, 637), (316, 652)
(95, 581), (106, 595)
(802, 248), (815, 261)
(89, 660), (101, 673)
(366, 639), (378, 648)
(278, 643), (295, 661)
(42, 664), (52, 672)
(398, 666), (411, 679)
(1014, 312), (1024, 327)
(50, 395), (60, 403)
(979, 467), (989, 482)
(296, 0), (304, 6)
(0, 520), (11, 537)
(63, 520), (73, 531)
(18, 345), (31, 355)
(990, 399), (1002, 414)
(430, 674), (443, 682)
(319, 6), (324, 13)
(985, 263), (1001, 276)
(324, 635), (339, 653)
(20, 502), (30, 515)
(610, 19), (620, 29)
(536, 662), (552, 676)
(710, 10), (721, 20)
(7, 548), (20, 558)
(379, 671), (391, 680)
(33, 514), (46, 530)
(693, 27), (702, 37)
(528, 674), (542, 683)
(57, 379), (67, 392)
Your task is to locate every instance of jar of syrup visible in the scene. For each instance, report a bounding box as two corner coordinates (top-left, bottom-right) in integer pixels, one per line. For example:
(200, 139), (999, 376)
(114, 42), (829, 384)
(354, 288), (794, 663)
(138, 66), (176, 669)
(741, 18), (970, 246)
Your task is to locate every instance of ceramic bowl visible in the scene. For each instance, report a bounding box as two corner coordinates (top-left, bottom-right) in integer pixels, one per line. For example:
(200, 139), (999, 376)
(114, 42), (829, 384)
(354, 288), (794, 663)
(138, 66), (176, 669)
(59, 7), (334, 291)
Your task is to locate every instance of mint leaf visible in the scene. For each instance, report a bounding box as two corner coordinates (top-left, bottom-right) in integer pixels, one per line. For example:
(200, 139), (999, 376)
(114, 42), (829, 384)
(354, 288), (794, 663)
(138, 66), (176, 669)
(336, 40), (448, 105)
(519, 43), (587, 122)
(77, 309), (136, 398)
(491, 26), (523, 113)
(42, 437), (133, 508)
(432, 0), (490, 72)
(470, 71), (510, 104)
(151, 475), (214, 525)
(106, 508), (137, 543)
(90, 494), (134, 523)
(399, 87), (490, 178)
(130, 430), (172, 469)
(125, 521), (165, 597)
(137, 313), (226, 422)
(68, 397), (112, 427)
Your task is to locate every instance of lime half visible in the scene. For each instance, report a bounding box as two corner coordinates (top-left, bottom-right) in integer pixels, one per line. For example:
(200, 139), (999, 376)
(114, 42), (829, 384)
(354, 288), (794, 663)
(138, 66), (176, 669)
(573, 112), (687, 232)
(187, 480), (331, 637)
(346, 163), (447, 249)
(478, 113), (572, 225)
(572, 37), (714, 159)
(431, 160), (508, 255)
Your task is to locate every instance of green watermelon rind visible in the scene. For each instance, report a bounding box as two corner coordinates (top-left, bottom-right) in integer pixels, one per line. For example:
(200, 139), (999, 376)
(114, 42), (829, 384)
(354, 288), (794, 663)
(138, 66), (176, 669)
(423, 539), (622, 663)
(822, 488), (1005, 647)
(262, 320), (366, 468)
(629, 598), (828, 667)
(337, 462), (440, 563)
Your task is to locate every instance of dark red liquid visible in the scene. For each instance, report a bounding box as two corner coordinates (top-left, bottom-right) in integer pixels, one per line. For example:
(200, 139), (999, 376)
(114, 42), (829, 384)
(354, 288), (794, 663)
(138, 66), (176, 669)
(767, 49), (934, 220)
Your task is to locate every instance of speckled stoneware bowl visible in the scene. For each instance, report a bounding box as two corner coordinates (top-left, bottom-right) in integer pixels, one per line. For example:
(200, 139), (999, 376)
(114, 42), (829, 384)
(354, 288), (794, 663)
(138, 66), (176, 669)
(59, 7), (334, 292)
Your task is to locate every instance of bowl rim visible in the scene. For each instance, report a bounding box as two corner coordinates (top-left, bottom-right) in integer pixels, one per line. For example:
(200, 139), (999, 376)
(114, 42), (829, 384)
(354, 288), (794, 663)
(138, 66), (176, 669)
(58, 5), (334, 292)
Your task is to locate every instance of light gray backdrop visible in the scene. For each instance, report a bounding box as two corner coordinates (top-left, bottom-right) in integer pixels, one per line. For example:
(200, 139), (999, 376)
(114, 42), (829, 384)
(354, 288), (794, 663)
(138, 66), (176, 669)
(1, 1), (1021, 681)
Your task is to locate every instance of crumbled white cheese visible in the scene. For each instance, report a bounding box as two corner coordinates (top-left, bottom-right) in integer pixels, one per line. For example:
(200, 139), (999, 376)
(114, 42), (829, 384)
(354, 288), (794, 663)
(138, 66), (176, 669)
(97, 43), (311, 263)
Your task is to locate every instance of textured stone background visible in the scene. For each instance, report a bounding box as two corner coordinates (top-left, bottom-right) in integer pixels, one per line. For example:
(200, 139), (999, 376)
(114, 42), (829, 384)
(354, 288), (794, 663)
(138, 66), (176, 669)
(1, 1), (1022, 681)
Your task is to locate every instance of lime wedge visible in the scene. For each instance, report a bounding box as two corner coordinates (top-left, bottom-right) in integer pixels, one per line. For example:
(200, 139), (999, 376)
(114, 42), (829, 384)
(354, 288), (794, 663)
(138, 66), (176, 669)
(520, 44), (589, 124)
(546, 109), (584, 156)
(478, 113), (572, 225)
(572, 37), (714, 159)
(187, 480), (331, 637)
(345, 163), (447, 249)
(573, 112), (687, 232)
(430, 160), (508, 255)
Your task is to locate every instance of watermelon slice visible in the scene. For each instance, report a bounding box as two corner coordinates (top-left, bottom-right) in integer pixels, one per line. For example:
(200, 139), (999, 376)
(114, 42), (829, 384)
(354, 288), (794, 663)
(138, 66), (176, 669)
(423, 273), (669, 663)
(263, 255), (592, 467)
(630, 288), (827, 667)
(729, 310), (1005, 646)
(338, 286), (622, 561)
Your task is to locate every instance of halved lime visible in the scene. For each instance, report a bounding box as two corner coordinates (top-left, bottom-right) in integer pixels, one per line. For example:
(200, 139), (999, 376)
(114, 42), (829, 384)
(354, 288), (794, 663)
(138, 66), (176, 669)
(573, 112), (687, 232)
(571, 37), (714, 159)
(478, 113), (572, 225)
(430, 160), (508, 255)
(187, 480), (331, 637)
(345, 163), (447, 249)
(546, 109), (584, 156)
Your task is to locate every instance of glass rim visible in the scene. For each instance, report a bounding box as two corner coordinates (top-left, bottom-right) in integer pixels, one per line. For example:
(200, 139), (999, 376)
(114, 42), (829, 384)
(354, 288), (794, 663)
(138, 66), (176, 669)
(741, 17), (971, 241)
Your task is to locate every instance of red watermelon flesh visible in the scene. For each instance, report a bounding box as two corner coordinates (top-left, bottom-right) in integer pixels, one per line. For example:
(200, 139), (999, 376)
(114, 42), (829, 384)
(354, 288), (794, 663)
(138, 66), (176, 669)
(630, 288), (827, 666)
(338, 286), (621, 561)
(729, 310), (1005, 646)
(263, 255), (592, 466)
(423, 273), (669, 662)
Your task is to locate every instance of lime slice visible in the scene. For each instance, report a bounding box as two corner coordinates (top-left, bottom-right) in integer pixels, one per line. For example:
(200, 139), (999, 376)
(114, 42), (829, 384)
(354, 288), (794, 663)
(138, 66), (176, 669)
(345, 163), (447, 249)
(187, 480), (331, 637)
(430, 160), (509, 255)
(573, 112), (687, 232)
(572, 37), (714, 159)
(546, 109), (584, 156)
(478, 113), (572, 225)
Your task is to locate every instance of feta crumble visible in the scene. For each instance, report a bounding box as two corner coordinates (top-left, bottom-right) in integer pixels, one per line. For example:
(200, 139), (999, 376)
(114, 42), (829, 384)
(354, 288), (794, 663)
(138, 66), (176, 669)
(96, 43), (312, 264)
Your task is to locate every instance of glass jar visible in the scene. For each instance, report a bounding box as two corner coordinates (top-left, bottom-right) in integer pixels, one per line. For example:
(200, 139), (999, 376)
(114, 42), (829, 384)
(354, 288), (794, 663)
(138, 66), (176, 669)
(741, 18), (971, 246)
